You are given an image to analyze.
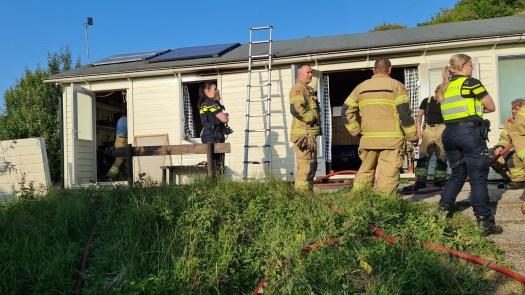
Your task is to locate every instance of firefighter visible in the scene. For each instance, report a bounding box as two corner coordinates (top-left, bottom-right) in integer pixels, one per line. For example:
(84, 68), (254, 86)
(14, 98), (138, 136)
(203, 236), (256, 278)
(414, 85), (448, 190)
(508, 100), (525, 211)
(438, 53), (502, 236)
(107, 109), (127, 181)
(289, 64), (321, 192)
(491, 98), (525, 189)
(342, 58), (418, 195)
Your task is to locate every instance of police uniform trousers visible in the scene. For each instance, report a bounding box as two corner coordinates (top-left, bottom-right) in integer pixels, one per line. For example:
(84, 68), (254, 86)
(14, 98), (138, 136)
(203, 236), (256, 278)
(107, 135), (128, 179)
(354, 147), (404, 195)
(440, 124), (491, 217)
(416, 124), (447, 184)
(293, 143), (317, 191)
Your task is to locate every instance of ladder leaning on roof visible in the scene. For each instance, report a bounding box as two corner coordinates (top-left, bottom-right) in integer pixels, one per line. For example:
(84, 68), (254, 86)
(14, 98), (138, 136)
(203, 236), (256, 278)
(243, 26), (273, 180)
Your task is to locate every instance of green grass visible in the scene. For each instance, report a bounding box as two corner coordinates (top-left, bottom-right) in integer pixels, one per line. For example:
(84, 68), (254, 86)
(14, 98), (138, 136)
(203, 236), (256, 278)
(0, 179), (517, 294)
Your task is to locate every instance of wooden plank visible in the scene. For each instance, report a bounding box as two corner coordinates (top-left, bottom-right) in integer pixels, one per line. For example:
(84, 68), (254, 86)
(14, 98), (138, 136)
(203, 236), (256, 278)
(113, 143), (231, 157)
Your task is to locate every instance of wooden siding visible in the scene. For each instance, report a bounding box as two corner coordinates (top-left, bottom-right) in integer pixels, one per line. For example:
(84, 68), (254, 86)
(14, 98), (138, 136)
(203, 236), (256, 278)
(0, 138), (51, 201)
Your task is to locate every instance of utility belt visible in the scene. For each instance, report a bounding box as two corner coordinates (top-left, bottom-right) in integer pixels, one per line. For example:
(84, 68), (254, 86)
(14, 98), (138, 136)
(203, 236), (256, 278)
(446, 119), (490, 141)
(426, 123), (444, 127)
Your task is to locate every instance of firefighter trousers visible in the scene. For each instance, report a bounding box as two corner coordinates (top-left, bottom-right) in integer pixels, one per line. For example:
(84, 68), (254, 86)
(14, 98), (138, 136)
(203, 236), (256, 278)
(107, 135), (128, 179)
(354, 147), (404, 195)
(293, 143), (317, 191)
(416, 124), (447, 184)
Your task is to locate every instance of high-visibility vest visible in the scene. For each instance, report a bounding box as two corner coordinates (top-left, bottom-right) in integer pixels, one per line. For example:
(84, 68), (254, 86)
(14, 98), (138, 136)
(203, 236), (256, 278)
(441, 77), (484, 121)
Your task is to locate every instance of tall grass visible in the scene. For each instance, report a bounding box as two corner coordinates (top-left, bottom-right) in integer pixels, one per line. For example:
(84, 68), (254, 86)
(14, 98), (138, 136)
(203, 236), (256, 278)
(0, 179), (518, 294)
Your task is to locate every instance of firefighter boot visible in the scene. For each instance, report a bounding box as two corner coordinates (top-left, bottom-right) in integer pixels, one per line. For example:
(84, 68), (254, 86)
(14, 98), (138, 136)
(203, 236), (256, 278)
(476, 216), (503, 236)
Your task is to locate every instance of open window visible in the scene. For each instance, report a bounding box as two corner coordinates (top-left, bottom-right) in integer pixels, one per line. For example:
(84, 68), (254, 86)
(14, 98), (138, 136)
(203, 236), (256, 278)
(182, 80), (217, 140)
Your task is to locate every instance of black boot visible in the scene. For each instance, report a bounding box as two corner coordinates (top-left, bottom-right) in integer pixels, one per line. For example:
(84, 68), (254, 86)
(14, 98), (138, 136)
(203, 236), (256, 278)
(476, 216), (503, 236)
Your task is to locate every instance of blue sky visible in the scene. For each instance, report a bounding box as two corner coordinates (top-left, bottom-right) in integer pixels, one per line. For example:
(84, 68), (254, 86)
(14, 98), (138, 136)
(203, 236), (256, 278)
(0, 0), (458, 109)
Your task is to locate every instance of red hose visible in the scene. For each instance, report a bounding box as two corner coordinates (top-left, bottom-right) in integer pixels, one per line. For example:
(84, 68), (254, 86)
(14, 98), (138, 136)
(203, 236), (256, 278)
(253, 200), (525, 293)
(314, 181), (352, 187)
(368, 225), (525, 284)
(75, 224), (97, 295)
(314, 170), (358, 183)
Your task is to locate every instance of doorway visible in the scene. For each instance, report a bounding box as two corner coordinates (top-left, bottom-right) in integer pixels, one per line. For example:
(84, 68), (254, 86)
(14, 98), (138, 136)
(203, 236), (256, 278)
(324, 67), (414, 172)
(94, 90), (127, 181)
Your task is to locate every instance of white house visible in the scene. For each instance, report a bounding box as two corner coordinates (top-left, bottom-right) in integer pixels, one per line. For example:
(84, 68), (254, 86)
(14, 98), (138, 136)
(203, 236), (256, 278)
(45, 15), (525, 187)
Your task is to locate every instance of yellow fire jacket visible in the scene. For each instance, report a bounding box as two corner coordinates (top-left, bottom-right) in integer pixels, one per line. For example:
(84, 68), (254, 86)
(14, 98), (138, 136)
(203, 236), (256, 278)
(495, 118), (513, 149)
(341, 74), (417, 149)
(510, 109), (525, 161)
(289, 81), (321, 141)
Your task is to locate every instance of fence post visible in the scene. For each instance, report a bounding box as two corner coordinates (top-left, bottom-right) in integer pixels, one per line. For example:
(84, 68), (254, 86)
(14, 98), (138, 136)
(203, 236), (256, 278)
(127, 144), (133, 186)
(206, 143), (215, 179)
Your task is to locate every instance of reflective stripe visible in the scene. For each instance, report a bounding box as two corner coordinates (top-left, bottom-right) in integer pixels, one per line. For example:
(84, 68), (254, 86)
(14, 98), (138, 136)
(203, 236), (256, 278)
(345, 99), (359, 108)
(518, 109), (525, 118)
(394, 94), (409, 105)
(362, 132), (404, 138)
(291, 128), (319, 135)
(359, 99), (395, 108)
(518, 148), (525, 161)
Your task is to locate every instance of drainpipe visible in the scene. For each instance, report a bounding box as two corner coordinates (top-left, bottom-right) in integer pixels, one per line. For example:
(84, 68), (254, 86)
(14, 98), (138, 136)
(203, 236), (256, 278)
(57, 83), (64, 189)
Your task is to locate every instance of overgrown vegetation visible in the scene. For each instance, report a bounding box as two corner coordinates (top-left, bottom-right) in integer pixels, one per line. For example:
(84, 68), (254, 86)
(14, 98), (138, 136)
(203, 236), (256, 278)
(420, 0), (525, 26)
(1, 180), (522, 294)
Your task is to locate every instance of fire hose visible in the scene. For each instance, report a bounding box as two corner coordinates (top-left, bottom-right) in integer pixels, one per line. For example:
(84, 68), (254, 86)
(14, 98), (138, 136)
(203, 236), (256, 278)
(252, 202), (525, 294)
(313, 170), (357, 187)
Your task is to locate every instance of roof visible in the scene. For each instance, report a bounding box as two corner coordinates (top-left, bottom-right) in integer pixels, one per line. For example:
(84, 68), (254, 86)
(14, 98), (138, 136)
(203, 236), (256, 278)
(49, 15), (525, 80)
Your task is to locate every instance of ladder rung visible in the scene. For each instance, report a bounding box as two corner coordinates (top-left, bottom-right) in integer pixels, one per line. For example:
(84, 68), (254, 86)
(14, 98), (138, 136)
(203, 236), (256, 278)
(248, 84), (271, 88)
(251, 26), (272, 31)
(245, 144), (270, 148)
(247, 98), (270, 103)
(245, 129), (269, 133)
(246, 114), (270, 118)
(250, 69), (271, 73)
(251, 40), (271, 45)
(244, 161), (261, 164)
(252, 54), (270, 59)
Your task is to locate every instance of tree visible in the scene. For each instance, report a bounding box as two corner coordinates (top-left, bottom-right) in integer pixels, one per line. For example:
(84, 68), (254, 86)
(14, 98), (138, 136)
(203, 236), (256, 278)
(0, 47), (80, 184)
(370, 23), (408, 32)
(420, 0), (525, 25)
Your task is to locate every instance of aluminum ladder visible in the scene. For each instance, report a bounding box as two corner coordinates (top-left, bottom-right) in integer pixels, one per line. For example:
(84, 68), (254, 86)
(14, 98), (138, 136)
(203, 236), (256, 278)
(243, 26), (273, 180)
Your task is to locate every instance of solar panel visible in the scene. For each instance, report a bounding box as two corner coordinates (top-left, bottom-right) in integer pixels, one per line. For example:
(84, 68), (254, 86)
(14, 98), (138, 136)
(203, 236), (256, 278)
(149, 43), (240, 62)
(93, 49), (170, 65)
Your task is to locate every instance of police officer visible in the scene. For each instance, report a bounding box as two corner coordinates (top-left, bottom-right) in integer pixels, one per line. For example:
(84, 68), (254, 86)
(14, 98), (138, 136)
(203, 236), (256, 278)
(342, 58), (418, 195)
(197, 82), (229, 173)
(492, 98), (525, 189)
(438, 53), (502, 236)
(414, 85), (447, 190)
(289, 64), (321, 192)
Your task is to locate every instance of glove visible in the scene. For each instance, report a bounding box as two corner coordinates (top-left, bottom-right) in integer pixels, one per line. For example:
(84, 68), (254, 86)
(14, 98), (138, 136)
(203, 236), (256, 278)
(306, 135), (317, 152)
(293, 136), (307, 151)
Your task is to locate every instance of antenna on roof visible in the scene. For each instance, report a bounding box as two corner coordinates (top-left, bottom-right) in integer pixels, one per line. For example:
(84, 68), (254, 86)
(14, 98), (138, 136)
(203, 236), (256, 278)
(85, 17), (94, 64)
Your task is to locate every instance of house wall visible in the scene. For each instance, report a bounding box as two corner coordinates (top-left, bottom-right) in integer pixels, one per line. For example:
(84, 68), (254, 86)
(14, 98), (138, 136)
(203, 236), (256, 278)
(61, 42), (525, 187)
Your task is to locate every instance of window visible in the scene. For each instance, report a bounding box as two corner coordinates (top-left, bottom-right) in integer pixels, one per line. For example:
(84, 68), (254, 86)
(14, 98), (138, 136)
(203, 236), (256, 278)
(498, 56), (525, 127)
(182, 80), (217, 139)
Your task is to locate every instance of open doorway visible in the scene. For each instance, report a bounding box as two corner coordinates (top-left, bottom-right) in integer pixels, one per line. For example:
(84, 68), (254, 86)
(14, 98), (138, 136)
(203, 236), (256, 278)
(95, 90), (127, 181)
(326, 67), (409, 172)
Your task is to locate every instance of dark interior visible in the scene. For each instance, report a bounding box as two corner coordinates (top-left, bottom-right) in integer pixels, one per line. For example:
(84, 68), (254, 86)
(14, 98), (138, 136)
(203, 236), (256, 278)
(327, 68), (406, 172)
